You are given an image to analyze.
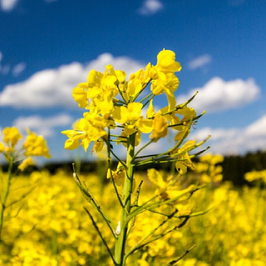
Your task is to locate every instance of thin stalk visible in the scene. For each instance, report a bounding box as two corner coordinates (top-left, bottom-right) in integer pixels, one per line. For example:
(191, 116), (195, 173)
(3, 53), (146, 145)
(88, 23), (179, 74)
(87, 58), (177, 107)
(126, 185), (203, 223)
(126, 215), (190, 259)
(107, 128), (124, 209)
(168, 244), (196, 265)
(133, 79), (152, 102)
(139, 91), (154, 104)
(135, 121), (192, 166)
(163, 91), (199, 116)
(72, 165), (117, 238)
(132, 139), (153, 161)
(0, 156), (13, 241)
(116, 85), (127, 103)
(84, 207), (117, 265)
(109, 148), (127, 168)
(114, 133), (135, 265)
(125, 209), (178, 260)
(110, 134), (127, 138)
(127, 180), (143, 235)
(147, 206), (214, 219)
(135, 134), (210, 167)
(135, 145), (210, 167)
(168, 112), (205, 128)
(142, 94), (155, 109)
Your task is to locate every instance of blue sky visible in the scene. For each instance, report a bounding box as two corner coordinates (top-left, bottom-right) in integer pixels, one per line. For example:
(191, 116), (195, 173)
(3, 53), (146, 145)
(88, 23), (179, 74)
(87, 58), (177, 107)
(0, 0), (266, 163)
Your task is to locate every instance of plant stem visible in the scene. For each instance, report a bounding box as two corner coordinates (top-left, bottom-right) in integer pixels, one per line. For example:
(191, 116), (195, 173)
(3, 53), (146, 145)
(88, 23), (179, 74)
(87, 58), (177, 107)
(114, 134), (135, 265)
(0, 156), (13, 242)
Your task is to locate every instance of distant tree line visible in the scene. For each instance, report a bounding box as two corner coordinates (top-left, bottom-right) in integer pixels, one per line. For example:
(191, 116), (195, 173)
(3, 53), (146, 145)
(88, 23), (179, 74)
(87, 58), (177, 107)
(1, 150), (266, 186)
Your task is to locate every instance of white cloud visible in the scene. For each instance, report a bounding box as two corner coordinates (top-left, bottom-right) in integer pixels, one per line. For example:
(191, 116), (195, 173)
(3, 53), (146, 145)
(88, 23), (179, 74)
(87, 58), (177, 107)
(0, 53), (144, 109)
(13, 113), (73, 137)
(138, 0), (163, 16)
(176, 77), (260, 113)
(245, 115), (266, 137)
(12, 62), (26, 76)
(188, 54), (212, 70)
(189, 114), (266, 155)
(0, 0), (19, 11)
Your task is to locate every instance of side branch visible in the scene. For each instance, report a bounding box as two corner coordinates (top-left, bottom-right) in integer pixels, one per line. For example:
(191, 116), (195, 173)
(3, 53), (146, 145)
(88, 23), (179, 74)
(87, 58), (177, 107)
(83, 207), (117, 265)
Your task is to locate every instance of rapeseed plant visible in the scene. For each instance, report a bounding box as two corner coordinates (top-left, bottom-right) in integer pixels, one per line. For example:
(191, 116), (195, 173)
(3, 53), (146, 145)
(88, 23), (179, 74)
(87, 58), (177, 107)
(62, 49), (209, 265)
(0, 127), (51, 242)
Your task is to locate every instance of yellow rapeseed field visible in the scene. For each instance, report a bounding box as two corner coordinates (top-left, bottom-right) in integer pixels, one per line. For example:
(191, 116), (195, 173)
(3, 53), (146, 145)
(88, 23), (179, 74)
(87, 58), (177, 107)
(1, 168), (266, 266)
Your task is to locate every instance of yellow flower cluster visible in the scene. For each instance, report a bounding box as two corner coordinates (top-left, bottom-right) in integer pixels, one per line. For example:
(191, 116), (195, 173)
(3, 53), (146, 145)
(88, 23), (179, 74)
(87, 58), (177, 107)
(245, 169), (266, 183)
(0, 127), (51, 171)
(60, 49), (209, 265)
(194, 153), (224, 184)
(62, 50), (197, 155)
(1, 170), (266, 265)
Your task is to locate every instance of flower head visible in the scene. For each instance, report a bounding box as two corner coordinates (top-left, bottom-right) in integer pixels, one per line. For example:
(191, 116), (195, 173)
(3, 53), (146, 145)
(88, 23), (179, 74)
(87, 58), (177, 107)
(155, 49), (182, 74)
(23, 129), (51, 158)
(3, 127), (22, 148)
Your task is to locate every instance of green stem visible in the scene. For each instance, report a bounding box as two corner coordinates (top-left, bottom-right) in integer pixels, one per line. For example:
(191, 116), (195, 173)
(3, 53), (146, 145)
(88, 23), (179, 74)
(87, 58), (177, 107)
(142, 94), (155, 109)
(0, 156), (13, 242)
(116, 85), (127, 103)
(114, 134), (135, 265)
(84, 207), (116, 265)
(126, 185), (203, 223)
(133, 78), (152, 102)
(132, 139), (153, 161)
(139, 91), (153, 104)
(107, 129), (124, 209)
(72, 166), (117, 237)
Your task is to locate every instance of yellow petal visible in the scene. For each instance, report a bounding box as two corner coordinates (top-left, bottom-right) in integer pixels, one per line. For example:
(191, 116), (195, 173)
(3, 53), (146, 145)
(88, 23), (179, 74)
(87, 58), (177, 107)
(146, 99), (155, 118)
(136, 118), (153, 134)
(18, 157), (35, 171)
(64, 139), (79, 150)
(127, 102), (143, 121)
(112, 106), (128, 124)
(175, 161), (187, 175)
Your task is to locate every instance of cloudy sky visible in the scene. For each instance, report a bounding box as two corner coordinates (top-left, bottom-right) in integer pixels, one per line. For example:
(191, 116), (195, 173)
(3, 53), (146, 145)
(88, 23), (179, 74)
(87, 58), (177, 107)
(0, 0), (266, 163)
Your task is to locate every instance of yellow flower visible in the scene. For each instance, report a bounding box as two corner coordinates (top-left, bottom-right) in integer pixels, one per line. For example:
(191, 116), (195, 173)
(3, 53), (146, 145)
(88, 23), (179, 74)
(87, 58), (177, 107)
(136, 118), (153, 134)
(245, 169), (266, 183)
(115, 70), (126, 83)
(149, 114), (168, 142)
(127, 79), (143, 98)
(177, 105), (197, 124)
(3, 127), (22, 147)
(63, 138), (80, 150)
(23, 129), (51, 158)
(194, 153), (224, 184)
(147, 168), (190, 201)
(91, 141), (105, 154)
(155, 49), (182, 74)
(0, 142), (5, 153)
(18, 157), (35, 171)
(112, 102), (143, 124)
(107, 162), (126, 186)
(146, 99), (155, 118)
(72, 82), (89, 108)
(151, 72), (179, 111)
(175, 160), (189, 175)
(62, 115), (107, 152)
(200, 153), (224, 165)
(171, 140), (197, 174)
